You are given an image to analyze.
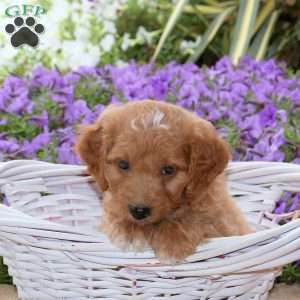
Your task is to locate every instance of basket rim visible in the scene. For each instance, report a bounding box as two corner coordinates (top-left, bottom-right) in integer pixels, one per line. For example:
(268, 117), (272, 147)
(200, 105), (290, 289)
(0, 159), (300, 269)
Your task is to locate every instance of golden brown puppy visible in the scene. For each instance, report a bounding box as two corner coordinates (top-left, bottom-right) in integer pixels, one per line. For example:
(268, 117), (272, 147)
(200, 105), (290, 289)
(76, 100), (252, 262)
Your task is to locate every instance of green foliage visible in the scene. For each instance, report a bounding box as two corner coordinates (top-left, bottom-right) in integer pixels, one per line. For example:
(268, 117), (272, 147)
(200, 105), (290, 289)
(154, 35), (188, 65)
(189, 6), (234, 63)
(281, 144), (297, 162)
(0, 51), (53, 83)
(0, 258), (12, 285)
(215, 119), (240, 148)
(285, 108), (300, 145)
(279, 264), (300, 284)
(59, 16), (76, 40)
(38, 0), (52, 11)
(117, 0), (165, 35)
(37, 137), (58, 162)
(100, 44), (122, 65)
(276, 98), (292, 111)
(31, 89), (64, 131)
(0, 113), (40, 141)
(74, 76), (112, 106)
(151, 0), (188, 62)
(272, 5), (300, 69)
(89, 15), (105, 45)
(122, 0), (299, 67)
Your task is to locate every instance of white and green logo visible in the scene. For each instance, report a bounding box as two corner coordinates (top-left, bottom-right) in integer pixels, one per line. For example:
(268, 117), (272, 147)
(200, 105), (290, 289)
(4, 4), (46, 47)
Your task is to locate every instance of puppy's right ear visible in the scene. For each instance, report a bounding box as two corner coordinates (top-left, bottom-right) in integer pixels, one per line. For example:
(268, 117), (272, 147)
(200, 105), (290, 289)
(75, 124), (108, 191)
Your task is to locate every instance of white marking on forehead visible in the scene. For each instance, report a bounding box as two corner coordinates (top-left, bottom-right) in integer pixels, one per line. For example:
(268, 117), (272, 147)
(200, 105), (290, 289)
(130, 109), (169, 131)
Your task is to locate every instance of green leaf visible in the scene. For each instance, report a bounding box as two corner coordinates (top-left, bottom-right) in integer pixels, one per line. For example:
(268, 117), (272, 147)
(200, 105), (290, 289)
(0, 258), (12, 285)
(215, 119), (240, 148)
(157, 3), (229, 15)
(252, 0), (276, 36)
(279, 263), (300, 284)
(284, 125), (300, 144)
(202, 0), (236, 7)
(89, 15), (105, 45)
(229, 0), (260, 65)
(188, 6), (234, 63)
(248, 10), (280, 60)
(59, 16), (76, 40)
(0, 114), (40, 141)
(281, 144), (296, 162)
(151, 0), (188, 63)
(188, 4), (227, 15)
(74, 75), (113, 106)
(38, 0), (52, 11)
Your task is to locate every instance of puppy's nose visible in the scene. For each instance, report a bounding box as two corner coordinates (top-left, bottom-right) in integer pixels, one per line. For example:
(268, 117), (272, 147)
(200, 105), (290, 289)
(128, 204), (151, 220)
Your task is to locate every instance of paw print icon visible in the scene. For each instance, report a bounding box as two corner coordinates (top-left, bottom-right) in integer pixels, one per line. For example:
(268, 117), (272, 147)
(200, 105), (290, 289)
(5, 16), (44, 48)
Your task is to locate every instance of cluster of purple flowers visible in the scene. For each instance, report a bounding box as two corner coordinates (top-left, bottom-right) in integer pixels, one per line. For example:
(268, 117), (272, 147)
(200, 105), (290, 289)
(0, 56), (300, 214)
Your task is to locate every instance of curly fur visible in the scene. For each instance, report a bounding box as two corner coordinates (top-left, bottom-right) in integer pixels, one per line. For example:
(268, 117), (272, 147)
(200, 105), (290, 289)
(75, 100), (252, 262)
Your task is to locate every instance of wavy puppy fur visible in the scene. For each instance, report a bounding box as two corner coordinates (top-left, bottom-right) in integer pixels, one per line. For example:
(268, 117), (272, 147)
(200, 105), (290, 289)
(75, 100), (252, 262)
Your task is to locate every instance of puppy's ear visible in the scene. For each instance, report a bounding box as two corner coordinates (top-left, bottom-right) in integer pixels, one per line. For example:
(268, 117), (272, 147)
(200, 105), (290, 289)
(75, 124), (108, 191)
(187, 120), (231, 193)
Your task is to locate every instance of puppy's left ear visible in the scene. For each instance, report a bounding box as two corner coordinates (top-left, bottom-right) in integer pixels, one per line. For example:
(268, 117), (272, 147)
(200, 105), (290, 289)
(75, 123), (109, 191)
(187, 120), (231, 193)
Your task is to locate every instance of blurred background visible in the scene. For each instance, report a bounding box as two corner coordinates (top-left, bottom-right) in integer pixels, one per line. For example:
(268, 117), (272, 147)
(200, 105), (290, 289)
(0, 0), (299, 75)
(0, 0), (300, 286)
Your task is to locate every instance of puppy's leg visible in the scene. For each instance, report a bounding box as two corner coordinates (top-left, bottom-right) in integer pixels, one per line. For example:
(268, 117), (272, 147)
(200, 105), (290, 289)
(147, 217), (205, 263)
(211, 195), (254, 236)
(101, 215), (149, 251)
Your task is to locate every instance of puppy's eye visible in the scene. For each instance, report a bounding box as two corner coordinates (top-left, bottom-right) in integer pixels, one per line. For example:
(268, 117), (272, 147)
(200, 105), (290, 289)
(161, 165), (176, 176)
(118, 160), (130, 171)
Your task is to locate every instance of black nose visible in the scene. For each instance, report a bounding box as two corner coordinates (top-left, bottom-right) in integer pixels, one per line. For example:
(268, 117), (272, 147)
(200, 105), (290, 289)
(128, 204), (151, 220)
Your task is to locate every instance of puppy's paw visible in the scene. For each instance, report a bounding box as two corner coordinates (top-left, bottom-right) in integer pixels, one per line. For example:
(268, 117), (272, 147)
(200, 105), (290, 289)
(149, 222), (197, 263)
(100, 217), (149, 252)
(153, 241), (196, 264)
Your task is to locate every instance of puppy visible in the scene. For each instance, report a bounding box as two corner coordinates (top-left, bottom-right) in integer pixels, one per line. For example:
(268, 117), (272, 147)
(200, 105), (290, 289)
(75, 100), (252, 262)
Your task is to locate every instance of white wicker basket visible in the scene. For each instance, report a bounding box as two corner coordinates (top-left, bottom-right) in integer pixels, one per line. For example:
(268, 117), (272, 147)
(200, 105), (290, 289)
(0, 160), (299, 300)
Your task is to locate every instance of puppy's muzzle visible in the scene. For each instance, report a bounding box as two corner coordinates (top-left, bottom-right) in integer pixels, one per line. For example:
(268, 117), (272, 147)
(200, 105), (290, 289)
(128, 204), (151, 220)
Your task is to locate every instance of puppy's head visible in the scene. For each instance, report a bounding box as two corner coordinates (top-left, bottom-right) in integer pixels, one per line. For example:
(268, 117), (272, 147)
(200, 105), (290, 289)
(75, 100), (230, 226)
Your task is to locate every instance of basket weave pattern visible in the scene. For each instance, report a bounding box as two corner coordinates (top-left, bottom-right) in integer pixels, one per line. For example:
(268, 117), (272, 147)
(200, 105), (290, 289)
(0, 160), (300, 299)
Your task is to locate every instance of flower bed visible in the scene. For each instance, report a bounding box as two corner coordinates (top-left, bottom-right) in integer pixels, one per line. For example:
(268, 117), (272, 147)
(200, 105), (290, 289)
(1, 0), (300, 79)
(0, 56), (300, 279)
(1, 57), (300, 163)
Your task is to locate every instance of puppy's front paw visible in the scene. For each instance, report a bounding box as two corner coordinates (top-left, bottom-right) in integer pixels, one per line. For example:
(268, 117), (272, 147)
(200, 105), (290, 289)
(154, 241), (196, 264)
(149, 222), (197, 264)
(100, 217), (149, 251)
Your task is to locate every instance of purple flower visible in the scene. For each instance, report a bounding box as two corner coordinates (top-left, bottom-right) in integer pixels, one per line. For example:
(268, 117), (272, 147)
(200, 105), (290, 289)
(178, 84), (199, 108)
(31, 66), (73, 105)
(31, 66), (61, 88)
(289, 88), (300, 105)
(275, 201), (286, 214)
(0, 139), (19, 154)
(259, 104), (277, 127)
(22, 132), (52, 156)
(0, 76), (32, 114)
(1, 57), (297, 169)
(64, 100), (94, 125)
(56, 127), (77, 145)
(289, 194), (300, 212)
(252, 81), (273, 103)
(29, 111), (49, 128)
(149, 74), (169, 100)
(57, 142), (80, 164)
(241, 115), (263, 140)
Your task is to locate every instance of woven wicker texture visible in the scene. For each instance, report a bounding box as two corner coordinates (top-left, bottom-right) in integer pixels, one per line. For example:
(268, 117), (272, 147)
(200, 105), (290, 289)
(0, 160), (299, 299)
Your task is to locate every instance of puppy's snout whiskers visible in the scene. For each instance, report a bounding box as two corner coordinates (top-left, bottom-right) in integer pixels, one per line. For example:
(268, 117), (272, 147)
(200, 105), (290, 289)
(128, 204), (151, 220)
